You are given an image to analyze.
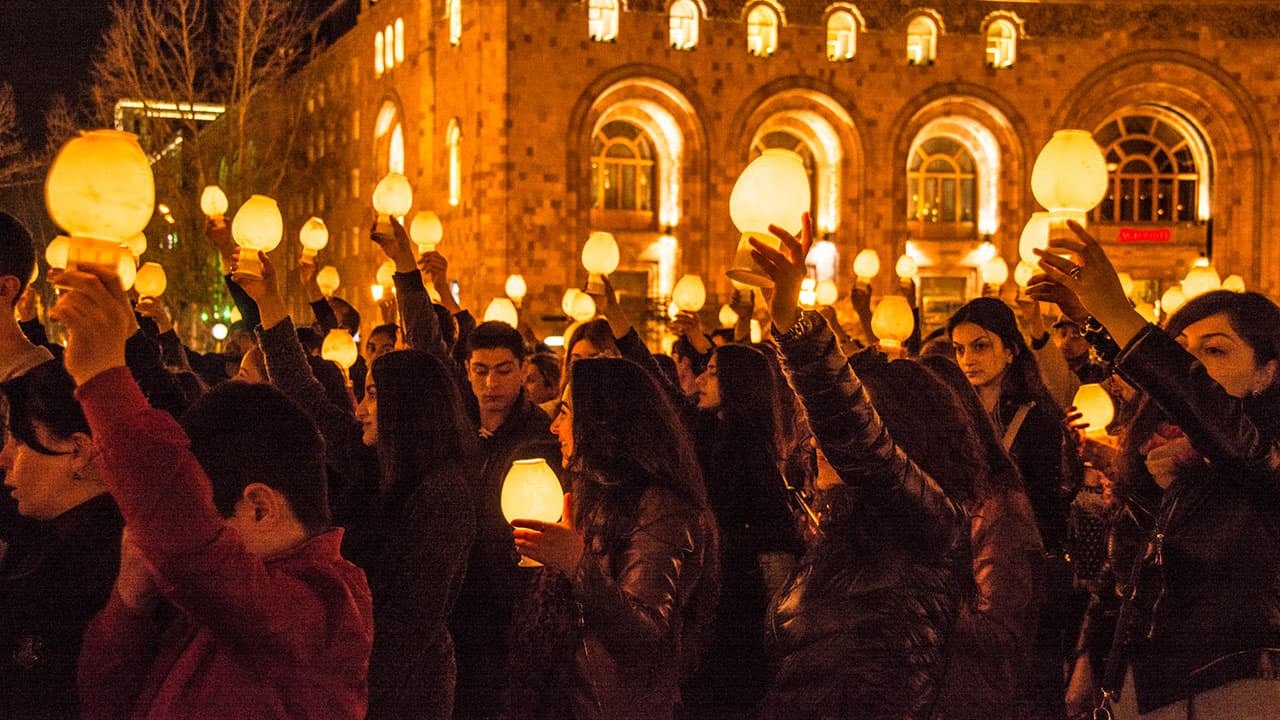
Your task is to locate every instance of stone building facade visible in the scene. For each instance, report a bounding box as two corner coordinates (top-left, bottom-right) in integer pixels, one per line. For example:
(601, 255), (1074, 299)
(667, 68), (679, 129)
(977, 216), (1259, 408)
(279, 0), (1280, 338)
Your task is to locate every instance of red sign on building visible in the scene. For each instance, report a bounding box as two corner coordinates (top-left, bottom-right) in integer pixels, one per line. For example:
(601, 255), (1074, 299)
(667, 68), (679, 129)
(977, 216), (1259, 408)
(1117, 228), (1172, 243)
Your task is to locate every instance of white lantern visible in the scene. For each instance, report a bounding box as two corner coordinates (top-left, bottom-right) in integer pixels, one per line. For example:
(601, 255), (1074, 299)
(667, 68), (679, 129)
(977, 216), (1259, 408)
(501, 458), (564, 567)
(726, 149), (811, 287)
(126, 233), (147, 258)
(299, 217), (329, 261)
(853, 249), (881, 283)
(45, 236), (70, 270)
(581, 231), (620, 294)
(895, 254), (918, 280)
(798, 278), (817, 308)
(871, 296), (915, 349)
(134, 262), (167, 298)
(505, 274), (528, 304)
(1018, 212), (1052, 265)
(562, 288), (583, 317)
(1072, 383), (1115, 436)
(1014, 261), (1036, 288)
(409, 211), (444, 253)
(718, 303), (739, 328)
(1222, 274), (1246, 292)
(980, 257), (1009, 287)
(1161, 286), (1186, 317)
(484, 298), (520, 328)
(815, 279), (839, 307)
(371, 284), (385, 302)
(672, 274), (707, 312)
(200, 185), (229, 224)
(1030, 130), (1108, 243)
(230, 195), (283, 278)
(372, 172), (413, 235)
(571, 291), (597, 323)
(376, 260), (396, 289)
(1181, 265), (1221, 300)
(316, 265), (341, 297)
(321, 329), (359, 370)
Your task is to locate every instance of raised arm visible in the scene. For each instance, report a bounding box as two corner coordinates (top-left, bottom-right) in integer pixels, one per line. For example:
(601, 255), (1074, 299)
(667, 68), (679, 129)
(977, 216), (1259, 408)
(371, 217), (445, 359)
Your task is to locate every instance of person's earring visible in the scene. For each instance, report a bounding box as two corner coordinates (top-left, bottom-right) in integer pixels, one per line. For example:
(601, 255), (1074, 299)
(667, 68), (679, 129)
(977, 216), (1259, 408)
(71, 471), (82, 481)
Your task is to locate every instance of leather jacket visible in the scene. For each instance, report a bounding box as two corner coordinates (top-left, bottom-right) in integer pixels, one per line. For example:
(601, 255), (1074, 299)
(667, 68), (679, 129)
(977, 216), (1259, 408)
(1081, 325), (1280, 713)
(568, 485), (719, 720)
(761, 312), (970, 720)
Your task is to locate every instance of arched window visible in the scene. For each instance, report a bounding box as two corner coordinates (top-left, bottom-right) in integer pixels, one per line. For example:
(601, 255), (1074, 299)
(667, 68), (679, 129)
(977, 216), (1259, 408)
(826, 10), (857, 62)
(752, 131), (818, 221)
(1090, 113), (1206, 224)
(588, 0), (619, 42)
(447, 119), (462, 207)
(746, 5), (779, 57)
(374, 32), (385, 76)
(985, 19), (1015, 67)
(669, 0), (698, 50)
(591, 121), (656, 213)
(384, 24), (395, 70)
(374, 102), (405, 177)
(394, 18), (405, 63)
(448, 0), (462, 45)
(908, 137), (976, 230)
(906, 15), (938, 65)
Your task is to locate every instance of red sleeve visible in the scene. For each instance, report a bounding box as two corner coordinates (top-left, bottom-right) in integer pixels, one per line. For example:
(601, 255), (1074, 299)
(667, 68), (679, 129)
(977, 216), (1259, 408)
(77, 592), (162, 720)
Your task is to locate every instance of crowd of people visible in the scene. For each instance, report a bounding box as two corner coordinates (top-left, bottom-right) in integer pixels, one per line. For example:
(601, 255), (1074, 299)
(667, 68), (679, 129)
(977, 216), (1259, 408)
(1, 200), (1279, 720)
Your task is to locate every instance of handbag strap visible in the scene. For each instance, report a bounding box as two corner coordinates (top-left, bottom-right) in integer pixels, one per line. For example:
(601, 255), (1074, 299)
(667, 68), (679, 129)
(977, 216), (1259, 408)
(1002, 402), (1034, 451)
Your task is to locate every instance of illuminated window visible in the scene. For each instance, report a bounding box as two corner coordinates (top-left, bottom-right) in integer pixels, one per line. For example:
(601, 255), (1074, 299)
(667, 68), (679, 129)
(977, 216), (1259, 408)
(752, 130), (818, 221)
(907, 15), (938, 65)
(375, 102), (405, 177)
(746, 5), (779, 57)
(394, 18), (405, 63)
(447, 119), (462, 207)
(448, 0), (462, 45)
(908, 137), (976, 229)
(669, 0), (698, 50)
(384, 25), (395, 70)
(1090, 113), (1205, 224)
(591, 121), (656, 212)
(985, 19), (1015, 68)
(374, 32), (384, 76)
(588, 0), (618, 42)
(826, 10), (857, 62)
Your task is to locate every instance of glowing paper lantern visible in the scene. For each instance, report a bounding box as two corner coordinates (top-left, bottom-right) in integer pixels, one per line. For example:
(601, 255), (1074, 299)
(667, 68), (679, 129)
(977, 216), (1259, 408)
(1018, 212), (1052, 265)
(484, 298), (520, 328)
(816, 279), (839, 307)
(562, 288), (583, 317)
(299, 217), (329, 261)
(853, 249), (881, 283)
(1222, 274), (1246, 292)
(201, 185), (229, 224)
(133, 262), (167, 298)
(1181, 265), (1221, 299)
(871, 296), (915, 349)
(570, 292), (597, 323)
(316, 265), (341, 297)
(667, 300), (680, 321)
(718, 304), (739, 328)
(230, 195), (283, 278)
(372, 172), (413, 235)
(1117, 272), (1135, 299)
(980, 257), (1009, 287)
(126, 233), (147, 258)
(45, 236), (70, 270)
(726, 149), (810, 287)
(895, 254), (918, 280)
(1030, 130), (1108, 242)
(501, 458), (564, 567)
(672, 274), (707, 312)
(798, 278), (817, 308)
(1014, 261), (1036, 288)
(505, 274), (528, 303)
(581, 232), (619, 294)
(409, 211), (443, 253)
(1161, 286), (1186, 317)
(376, 260), (396, 288)
(371, 284), (385, 302)
(321, 329), (359, 370)
(1072, 383), (1115, 436)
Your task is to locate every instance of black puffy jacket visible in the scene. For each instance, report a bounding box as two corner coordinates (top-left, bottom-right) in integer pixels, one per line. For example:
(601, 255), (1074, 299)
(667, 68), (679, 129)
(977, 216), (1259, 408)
(760, 312), (971, 720)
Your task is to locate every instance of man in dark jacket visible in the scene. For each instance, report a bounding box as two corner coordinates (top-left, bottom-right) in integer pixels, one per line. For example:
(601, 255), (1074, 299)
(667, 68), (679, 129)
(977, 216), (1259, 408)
(451, 321), (561, 720)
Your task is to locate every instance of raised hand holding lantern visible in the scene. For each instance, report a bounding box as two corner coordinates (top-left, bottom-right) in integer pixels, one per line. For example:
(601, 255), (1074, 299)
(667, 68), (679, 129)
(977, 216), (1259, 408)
(1072, 383), (1115, 437)
(316, 265), (341, 298)
(373, 173), (413, 236)
(505, 274), (528, 306)
(230, 195), (283, 278)
(502, 458), (564, 567)
(853, 249), (881, 285)
(134, 262), (167, 298)
(201, 185), (229, 228)
(581, 232), (619, 295)
(45, 129), (154, 291)
(299, 217), (329, 263)
(726, 149), (811, 287)
(672, 274), (706, 313)
(871, 296), (915, 351)
(895, 254), (918, 281)
(321, 329), (360, 373)
(410, 211), (443, 254)
(1031, 131), (1107, 244)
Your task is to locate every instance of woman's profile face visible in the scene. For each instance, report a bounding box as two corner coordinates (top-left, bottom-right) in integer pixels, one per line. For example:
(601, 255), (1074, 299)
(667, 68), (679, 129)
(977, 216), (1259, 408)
(694, 355), (721, 411)
(550, 387), (574, 467)
(355, 379), (378, 446)
(1177, 312), (1277, 399)
(0, 420), (85, 520)
(950, 322), (1012, 392)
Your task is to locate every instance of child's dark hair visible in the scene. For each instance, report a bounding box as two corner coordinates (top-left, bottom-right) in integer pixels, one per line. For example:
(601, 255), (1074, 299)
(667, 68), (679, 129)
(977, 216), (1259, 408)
(0, 212), (35, 302)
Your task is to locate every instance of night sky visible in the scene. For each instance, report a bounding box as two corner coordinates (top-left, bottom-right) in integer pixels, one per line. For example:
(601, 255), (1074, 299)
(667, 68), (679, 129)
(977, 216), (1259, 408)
(0, 0), (114, 148)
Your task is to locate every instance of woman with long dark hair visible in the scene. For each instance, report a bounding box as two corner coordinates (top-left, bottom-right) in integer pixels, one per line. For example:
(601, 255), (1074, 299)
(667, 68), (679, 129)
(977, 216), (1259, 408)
(1032, 221), (1280, 718)
(748, 215), (975, 719)
(685, 343), (800, 716)
(510, 357), (719, 720)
